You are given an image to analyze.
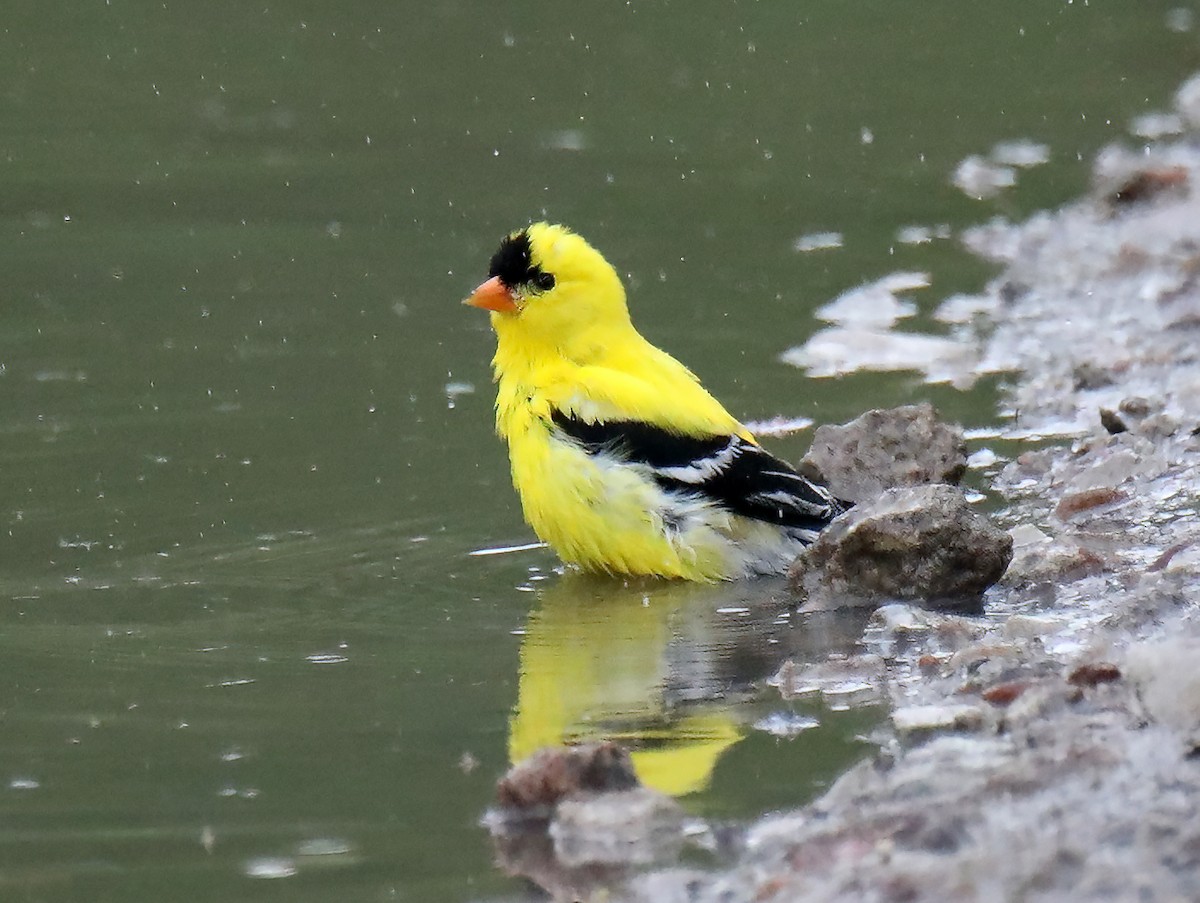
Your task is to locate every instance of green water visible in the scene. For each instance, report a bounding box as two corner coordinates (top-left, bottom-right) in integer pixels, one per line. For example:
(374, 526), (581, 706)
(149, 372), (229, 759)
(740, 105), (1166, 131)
(2, 2), (1197, 899)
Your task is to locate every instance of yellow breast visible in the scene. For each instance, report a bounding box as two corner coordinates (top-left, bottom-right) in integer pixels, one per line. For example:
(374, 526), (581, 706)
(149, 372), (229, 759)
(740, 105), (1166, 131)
(497, 386), (732, 581)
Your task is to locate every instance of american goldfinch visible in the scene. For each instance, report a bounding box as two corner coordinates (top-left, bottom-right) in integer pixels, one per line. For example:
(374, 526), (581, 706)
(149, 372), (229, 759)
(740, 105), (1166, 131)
(465, 222), (841, 582)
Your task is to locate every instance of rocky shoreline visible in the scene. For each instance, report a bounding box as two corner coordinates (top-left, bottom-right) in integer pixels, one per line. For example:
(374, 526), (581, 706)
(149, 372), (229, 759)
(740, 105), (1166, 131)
(620, 74), (1200, 903)
(486, 75), (1200, 903)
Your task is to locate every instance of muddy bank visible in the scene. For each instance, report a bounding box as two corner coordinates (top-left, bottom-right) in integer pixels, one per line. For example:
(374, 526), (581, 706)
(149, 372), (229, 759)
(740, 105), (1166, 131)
(617, 83), (1200, 902)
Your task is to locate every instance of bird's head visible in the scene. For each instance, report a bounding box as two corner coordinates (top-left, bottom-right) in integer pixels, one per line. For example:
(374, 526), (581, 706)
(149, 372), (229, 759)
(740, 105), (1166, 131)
(464, 223), (630, 354)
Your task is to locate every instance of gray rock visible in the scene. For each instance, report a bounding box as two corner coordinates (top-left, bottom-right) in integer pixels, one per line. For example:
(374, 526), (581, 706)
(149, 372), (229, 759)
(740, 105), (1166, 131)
(1003, 537), (1106, 588)
(1073, 361), (1115, 390)
(1136, 412), (1180, 439)
(892, 703), (986, 738)
(1118, 395), (1160, 419)
(551, 788), (685, 866)
(1099, 407), (1128, 434)
(800, 403), (967, 505)
(789, 485), (1013, 608)
(486, 743), (686, 898)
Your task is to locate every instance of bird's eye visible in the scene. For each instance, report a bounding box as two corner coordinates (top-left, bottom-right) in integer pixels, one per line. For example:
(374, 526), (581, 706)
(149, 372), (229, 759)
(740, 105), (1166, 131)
(532, 272), (556, 292)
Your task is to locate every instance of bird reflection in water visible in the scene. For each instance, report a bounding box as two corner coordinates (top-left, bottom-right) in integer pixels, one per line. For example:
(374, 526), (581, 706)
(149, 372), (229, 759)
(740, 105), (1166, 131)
(491, 571), (873, 899)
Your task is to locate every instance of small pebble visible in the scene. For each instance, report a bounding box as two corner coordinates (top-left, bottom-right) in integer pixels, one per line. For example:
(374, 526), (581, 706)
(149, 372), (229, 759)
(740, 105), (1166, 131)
(892, 703), (985, 736)
(1055, 487), (1126, 519)
(1067, 663), (1122, 687)
(1099, 408), (1128, 435)
(982, 681), (1030, 707)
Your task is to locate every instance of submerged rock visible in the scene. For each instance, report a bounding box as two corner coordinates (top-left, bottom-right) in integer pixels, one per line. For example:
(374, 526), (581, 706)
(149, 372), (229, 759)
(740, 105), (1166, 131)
(799, 403), (968, 505)
(789, 485), (1013, 608)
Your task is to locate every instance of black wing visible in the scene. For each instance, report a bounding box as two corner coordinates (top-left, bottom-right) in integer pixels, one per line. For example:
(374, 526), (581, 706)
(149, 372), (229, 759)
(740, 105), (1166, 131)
(550, 410), (840, 532)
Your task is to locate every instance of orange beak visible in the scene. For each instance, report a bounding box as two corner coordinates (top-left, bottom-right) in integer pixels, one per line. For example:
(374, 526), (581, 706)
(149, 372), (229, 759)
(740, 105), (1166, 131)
(463, 276), (519, 314)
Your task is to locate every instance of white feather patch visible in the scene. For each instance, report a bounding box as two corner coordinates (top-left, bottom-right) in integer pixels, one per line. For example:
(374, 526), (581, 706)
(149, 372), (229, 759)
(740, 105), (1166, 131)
(653, 437), (742, 484)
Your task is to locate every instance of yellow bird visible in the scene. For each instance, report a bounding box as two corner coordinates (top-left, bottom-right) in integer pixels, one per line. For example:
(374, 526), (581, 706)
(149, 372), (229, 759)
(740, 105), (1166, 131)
(465, 223), (841, 582)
